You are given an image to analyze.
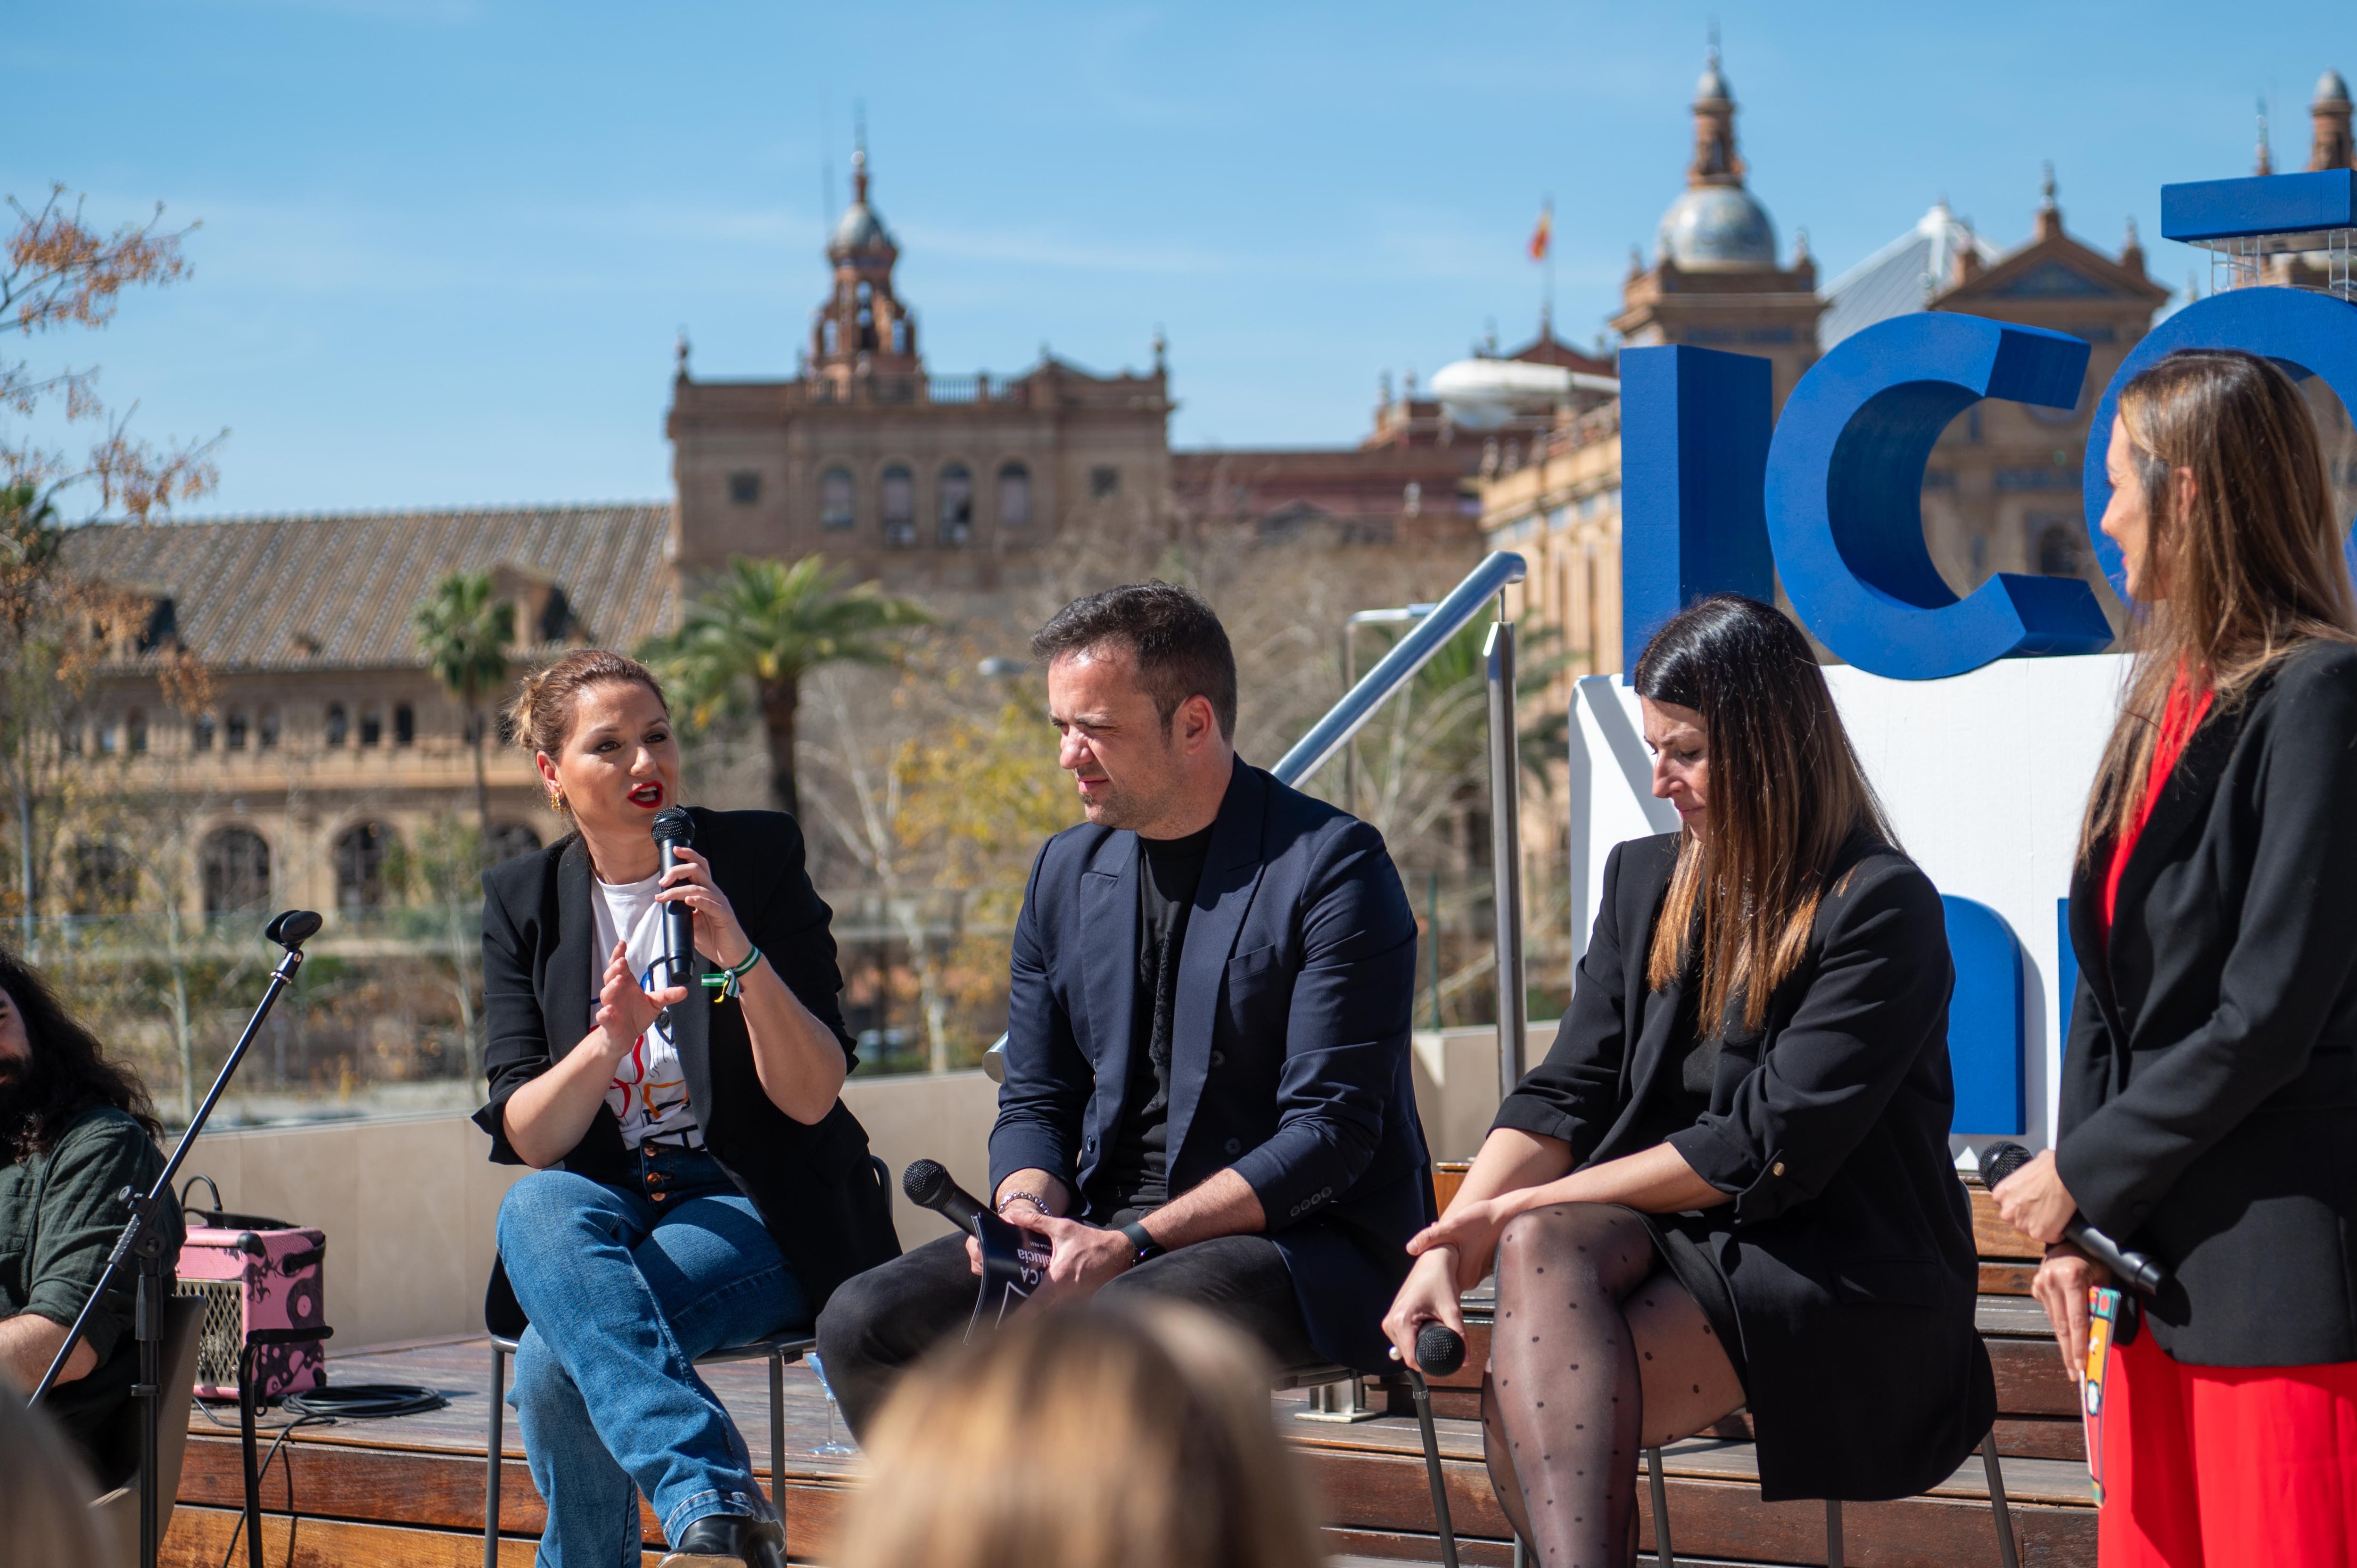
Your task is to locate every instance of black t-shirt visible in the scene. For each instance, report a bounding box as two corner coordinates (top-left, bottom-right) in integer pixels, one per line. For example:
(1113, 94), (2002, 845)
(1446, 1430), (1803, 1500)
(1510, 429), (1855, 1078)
(1098, 822), (1215, 1212)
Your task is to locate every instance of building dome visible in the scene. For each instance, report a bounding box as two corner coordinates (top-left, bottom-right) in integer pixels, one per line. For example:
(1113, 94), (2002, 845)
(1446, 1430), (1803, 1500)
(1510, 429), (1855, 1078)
(827, 148), (895, 259)
(1657, 183), (1778, 271)
(831, 200), (891, 256)
(2318, 67), (2351, 107)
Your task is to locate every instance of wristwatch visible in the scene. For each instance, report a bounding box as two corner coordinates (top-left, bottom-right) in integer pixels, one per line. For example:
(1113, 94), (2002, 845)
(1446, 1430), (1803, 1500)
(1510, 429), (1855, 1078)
(1118, 1220), (1164, 1266)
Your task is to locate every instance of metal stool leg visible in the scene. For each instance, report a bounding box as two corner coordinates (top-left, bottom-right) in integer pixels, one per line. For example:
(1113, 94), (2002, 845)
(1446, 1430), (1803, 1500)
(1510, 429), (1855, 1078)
(768, 1347), (787, 1526)
(1982, 1432), (2019, 1568)
(1825, 1499), (1844, 1568)
(485, 1339), (507, 1568)
(1645, 1446), (1672, 1568)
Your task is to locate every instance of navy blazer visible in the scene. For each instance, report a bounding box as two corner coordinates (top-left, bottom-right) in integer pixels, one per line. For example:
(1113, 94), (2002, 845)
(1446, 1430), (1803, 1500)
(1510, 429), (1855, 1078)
(989, 757), (1433, 1373)
(2059, 642), (2357, 1365)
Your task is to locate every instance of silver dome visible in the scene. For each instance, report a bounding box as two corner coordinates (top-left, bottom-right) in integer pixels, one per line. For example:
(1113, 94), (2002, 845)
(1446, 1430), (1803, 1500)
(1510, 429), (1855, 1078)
(2317, 67), (2351, 107)
(831, 202), (892, 257)
(1656, 184), (1778, 271)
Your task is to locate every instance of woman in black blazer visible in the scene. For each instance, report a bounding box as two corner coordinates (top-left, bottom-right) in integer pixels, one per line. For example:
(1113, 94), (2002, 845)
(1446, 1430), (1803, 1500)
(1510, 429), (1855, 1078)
(1993, 350), (2357, 1563)
(474, 649), (898, 1568)
(1385, 596), (1991, 1562)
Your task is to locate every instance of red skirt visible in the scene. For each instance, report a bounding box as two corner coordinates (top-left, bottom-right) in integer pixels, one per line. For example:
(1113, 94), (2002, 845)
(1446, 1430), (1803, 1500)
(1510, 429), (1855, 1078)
(2100, 1328), (2357, 1566)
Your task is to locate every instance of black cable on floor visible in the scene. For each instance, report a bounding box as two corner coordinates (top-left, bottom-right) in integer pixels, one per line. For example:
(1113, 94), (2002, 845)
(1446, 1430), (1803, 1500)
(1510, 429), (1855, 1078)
(280, 1384), (447, 1420)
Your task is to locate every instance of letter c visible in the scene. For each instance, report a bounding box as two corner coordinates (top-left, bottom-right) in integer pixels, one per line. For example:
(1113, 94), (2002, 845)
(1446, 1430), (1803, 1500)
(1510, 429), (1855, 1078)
(1765, 314), (2115, 679)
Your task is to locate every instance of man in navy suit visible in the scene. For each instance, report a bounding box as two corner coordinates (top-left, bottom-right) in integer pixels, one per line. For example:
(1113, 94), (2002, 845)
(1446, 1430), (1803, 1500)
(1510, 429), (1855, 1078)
(816, 582), (1432, 1432)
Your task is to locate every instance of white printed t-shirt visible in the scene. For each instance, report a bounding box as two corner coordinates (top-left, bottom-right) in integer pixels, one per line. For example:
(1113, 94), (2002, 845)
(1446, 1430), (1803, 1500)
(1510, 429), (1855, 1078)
(590, 871), (703, 1150)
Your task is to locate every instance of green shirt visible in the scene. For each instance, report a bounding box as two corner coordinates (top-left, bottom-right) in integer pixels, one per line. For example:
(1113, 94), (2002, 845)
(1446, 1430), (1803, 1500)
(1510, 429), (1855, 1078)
(0, 1106), (180, 1469)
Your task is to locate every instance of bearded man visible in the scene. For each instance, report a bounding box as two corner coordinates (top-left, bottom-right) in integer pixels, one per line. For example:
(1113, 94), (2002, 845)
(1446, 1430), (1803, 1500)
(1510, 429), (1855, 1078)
(816, 582), (1431, 1431)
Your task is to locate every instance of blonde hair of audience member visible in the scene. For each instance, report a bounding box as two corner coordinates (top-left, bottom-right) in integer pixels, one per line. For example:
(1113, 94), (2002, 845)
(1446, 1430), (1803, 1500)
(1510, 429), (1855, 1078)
(0, 1387), (114, 1567)
(833, 1303), (1322, 1568)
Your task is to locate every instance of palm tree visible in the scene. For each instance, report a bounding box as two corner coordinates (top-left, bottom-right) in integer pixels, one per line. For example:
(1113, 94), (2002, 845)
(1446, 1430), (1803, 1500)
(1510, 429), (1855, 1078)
(414, 571), (514, 868)
(643, 555), (928, 820)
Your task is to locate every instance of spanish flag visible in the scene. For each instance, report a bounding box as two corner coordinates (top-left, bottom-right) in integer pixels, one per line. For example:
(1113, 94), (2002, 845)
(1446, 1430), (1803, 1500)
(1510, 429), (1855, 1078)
(1529, 201), (1553, 262)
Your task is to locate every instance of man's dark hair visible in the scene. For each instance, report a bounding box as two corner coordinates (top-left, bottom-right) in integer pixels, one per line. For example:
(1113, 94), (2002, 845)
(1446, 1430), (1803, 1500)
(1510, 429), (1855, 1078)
(1031, 582), (1239, 740)
(0, 946), (162, 1162)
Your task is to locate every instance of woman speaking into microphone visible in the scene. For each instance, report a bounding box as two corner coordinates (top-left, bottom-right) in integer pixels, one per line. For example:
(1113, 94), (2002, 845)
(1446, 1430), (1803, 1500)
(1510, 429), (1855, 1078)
(1994, 350), (2357, 1563)
(476, 649), (898, 1568)
(1385, 596), (1991, 1565)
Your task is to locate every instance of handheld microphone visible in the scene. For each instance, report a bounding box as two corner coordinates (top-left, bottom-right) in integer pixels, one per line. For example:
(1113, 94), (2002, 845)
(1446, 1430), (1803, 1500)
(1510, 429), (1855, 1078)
(904, 1158), (1050, 1333)
(1981, 1140), (2168, 1294)
(649, 807), (695, 990)
(902, 1158), (990, 1238)
(1414, 1322), (1467, 1378)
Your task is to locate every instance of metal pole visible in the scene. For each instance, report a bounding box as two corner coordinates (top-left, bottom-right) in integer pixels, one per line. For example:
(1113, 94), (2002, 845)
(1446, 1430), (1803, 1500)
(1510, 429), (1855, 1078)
(1485, 613), (1527, 1102)
(1340, 622), (1356, 815)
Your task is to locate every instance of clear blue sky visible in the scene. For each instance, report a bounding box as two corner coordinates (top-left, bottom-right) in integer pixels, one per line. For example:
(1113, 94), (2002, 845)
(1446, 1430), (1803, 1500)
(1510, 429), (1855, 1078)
(9, 1), (2349, 516)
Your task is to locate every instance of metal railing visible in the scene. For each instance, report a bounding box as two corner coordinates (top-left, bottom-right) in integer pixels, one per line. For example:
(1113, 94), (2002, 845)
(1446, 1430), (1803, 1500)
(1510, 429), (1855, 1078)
(984, 549), (1531, 1081)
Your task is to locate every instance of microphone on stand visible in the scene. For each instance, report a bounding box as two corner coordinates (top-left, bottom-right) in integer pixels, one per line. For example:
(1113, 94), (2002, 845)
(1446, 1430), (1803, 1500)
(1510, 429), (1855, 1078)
(1981, 1140), (2168, 1294)
(649, 806), (695, 992)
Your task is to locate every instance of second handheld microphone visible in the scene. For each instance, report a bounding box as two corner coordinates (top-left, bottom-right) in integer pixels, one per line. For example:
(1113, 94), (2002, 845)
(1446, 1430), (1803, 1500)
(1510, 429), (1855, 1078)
(1982, 1140), (2168, 1294)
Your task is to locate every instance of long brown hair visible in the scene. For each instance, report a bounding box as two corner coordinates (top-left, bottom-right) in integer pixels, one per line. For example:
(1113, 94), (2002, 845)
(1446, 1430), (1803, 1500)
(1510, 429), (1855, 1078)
(1636, 596), (1894, 1032)
(832, 1302), (1322, 1568)
(2078, 350), (2357, 862)
(0, 945), (162, 1159)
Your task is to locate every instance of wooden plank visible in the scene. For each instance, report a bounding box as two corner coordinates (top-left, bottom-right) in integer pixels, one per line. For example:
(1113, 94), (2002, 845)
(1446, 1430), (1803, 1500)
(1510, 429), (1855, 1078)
(162, 1505), (580, 1568)
(175, 1430), (854, 1558)
(1327, 1526), (1514, 1567)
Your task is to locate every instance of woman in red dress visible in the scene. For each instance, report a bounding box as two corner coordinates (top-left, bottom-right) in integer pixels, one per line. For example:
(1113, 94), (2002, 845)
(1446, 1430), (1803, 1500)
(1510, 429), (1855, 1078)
(1994, 348), (2357, 1564)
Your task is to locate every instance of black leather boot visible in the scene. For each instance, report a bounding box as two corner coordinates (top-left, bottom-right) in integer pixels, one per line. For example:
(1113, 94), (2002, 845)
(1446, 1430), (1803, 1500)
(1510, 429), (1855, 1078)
(657, 1515), (786, 1568)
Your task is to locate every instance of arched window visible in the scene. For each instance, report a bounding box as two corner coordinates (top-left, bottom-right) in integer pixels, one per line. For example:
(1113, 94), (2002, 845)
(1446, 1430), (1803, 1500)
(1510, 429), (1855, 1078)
(201, 827), (271, 914)
(890, 317), (910, 355)
(225, 712), (249, 750)
(360, 709), (382, 746)
(127, 710), (147, 754)
(394, 705), (415, 746)
(821, 319), (840, 355)
(192, 714), (215, 751)
(997, 462), (1032, 528)
(258, 708), (280, 749)
(334, 821), (397, 909)
(325, 705), (348, 745)
(938, 463), (973, 545)
(881, 464), (915, 547)
(820, 467), (856, 530)
(95, 719), (116, 756)
(487, 823), (543, 865)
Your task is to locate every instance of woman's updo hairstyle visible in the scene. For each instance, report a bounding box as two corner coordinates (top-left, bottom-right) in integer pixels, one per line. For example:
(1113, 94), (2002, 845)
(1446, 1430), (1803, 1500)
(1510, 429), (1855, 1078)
(507, 650), (670, 813)
(1634, 595), (1893, 1032)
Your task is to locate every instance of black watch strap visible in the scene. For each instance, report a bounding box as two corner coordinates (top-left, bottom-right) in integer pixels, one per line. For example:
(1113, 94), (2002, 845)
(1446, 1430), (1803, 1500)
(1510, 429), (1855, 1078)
(1119, 1220), (1163, 1264)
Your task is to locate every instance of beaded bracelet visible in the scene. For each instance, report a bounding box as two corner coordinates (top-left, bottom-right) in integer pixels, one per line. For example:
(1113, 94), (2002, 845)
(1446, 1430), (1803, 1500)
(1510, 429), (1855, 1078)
(698, 946), (764, 1001)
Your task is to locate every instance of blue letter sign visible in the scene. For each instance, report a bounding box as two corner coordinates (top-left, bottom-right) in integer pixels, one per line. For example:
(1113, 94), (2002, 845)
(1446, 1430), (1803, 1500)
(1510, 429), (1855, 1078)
(1764, 314), (2113, 679)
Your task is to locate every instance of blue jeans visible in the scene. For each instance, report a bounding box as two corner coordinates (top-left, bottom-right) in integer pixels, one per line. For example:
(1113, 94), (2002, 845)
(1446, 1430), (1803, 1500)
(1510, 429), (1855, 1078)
(497, 1146), (810, 1567)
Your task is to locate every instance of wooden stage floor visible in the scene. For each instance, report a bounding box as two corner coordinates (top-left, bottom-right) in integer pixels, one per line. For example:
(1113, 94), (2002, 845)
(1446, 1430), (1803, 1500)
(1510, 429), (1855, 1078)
(160, 1302), (2096, 1568)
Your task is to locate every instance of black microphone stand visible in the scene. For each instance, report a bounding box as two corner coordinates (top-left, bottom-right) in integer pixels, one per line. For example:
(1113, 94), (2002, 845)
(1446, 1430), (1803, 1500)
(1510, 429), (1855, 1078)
(31, 909), (323, 1568)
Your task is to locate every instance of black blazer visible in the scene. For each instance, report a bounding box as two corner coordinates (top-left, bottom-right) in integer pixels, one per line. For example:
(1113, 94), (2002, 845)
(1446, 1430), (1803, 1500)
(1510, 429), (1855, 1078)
(1499, 832), (1993, 1502)
(2058, 642), (2357, 1367)
(991, 757), (1434, 1374)
(473, 807), (900, 1329)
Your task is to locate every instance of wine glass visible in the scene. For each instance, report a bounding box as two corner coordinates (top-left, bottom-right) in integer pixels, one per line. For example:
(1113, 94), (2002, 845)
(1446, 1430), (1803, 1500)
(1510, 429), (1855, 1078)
(806, 1351), (856, 1457)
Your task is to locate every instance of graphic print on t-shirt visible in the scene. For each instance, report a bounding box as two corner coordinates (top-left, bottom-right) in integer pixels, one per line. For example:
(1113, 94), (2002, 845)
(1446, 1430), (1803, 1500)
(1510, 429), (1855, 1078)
(591, 872), (703, 1150)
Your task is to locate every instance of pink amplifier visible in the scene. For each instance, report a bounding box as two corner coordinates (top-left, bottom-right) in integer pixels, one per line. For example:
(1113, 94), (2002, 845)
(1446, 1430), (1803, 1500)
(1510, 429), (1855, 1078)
(176, 1224), (329, 1400)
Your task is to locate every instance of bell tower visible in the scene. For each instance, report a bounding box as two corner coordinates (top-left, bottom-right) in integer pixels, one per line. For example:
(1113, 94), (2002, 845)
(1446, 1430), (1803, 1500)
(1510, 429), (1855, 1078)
(809, 134), (921, 389)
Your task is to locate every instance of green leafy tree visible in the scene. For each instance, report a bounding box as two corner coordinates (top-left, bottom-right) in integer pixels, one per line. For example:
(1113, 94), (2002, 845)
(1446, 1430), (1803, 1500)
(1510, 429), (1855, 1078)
(643, 556), (928, 820)
(414, 572), (514, 868)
